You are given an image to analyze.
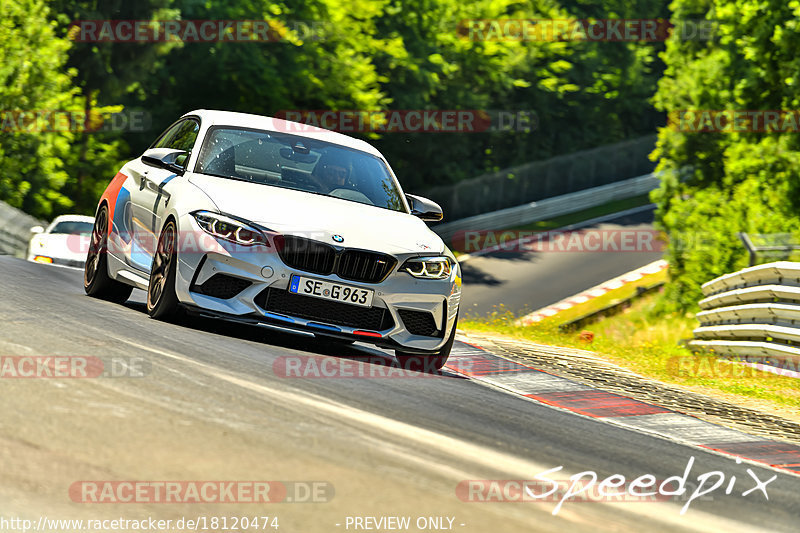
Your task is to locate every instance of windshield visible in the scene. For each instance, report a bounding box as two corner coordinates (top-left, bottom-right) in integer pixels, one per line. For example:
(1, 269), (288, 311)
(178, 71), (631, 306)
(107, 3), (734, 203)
(195, 127), (407, 213)
(50, 221), (93, 235)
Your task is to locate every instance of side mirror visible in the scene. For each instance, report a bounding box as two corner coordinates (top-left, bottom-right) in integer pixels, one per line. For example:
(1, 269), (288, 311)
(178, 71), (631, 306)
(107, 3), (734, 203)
(141, 148), (189, 175)
(406, 194), (443, 222)
(30, 226), (45, 234)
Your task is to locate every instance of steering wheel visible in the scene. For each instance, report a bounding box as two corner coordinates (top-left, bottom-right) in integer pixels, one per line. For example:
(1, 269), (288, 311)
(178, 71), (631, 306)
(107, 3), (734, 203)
(281, 167), (322, 191)
(329, 188), (373, 205)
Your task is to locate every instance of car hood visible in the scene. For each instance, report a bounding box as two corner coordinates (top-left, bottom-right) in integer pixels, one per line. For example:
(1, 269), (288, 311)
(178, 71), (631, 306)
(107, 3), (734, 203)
(188, 174), (444, 255)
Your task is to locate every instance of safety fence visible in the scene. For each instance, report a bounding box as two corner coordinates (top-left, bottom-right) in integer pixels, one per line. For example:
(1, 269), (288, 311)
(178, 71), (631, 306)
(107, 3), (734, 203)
(690, 261), (800, 370)
(432, 172), (659, 242)
(424, 134), (656, 221)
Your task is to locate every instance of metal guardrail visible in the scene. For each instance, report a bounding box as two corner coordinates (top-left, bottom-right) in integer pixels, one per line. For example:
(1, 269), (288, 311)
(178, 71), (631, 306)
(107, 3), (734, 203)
(432, 172), (659, 242)
(0, 199), (47, 258)
(423, 135), (656, 221)
(738, 232), (800, 266)
(689, 261), (800, 369)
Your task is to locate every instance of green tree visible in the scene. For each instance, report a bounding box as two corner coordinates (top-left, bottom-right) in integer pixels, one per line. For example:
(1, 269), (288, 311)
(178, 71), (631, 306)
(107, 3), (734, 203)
(0, 0), (82, 217)
(31, 0), (671, 218)
(652, 0), (800, 310)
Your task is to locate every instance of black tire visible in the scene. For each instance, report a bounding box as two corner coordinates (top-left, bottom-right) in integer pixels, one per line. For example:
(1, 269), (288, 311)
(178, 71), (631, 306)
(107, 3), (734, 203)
(84, 205), (134, 303)
(395, 315), (458, 372)
(147, 220), (181, 320)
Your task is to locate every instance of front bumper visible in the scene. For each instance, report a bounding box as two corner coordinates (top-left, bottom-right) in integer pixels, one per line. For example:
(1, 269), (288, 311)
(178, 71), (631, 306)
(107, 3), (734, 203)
(173, 218), (461, 353)
(27, 254), (86, 269)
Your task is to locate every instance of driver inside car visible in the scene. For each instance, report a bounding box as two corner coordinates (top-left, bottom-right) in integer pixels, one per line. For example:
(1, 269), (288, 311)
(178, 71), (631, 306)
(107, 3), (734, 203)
(311, 155), (350, 193)
(321, 163), (348, 191)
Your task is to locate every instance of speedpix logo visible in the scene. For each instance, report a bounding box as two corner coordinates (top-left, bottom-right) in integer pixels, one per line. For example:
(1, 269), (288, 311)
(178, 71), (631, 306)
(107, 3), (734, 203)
(457, 456), (777, 516)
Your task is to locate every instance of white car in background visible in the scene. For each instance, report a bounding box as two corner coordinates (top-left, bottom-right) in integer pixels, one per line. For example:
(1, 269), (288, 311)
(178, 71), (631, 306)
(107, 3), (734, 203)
(28, 215), (95, 268)
(84, 110), (462, 370)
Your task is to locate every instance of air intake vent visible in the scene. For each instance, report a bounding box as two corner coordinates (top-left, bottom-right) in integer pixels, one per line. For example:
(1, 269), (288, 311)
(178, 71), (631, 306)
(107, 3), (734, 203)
(255, 288), (393, 331)
(398, 309), (440, 337)
(193, 274), (251, 300)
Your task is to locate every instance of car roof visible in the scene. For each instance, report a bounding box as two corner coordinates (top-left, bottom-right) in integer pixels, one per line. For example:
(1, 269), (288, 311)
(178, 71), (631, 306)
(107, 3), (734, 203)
(51, 215), (95, 224)
(183, 109), (385, 159)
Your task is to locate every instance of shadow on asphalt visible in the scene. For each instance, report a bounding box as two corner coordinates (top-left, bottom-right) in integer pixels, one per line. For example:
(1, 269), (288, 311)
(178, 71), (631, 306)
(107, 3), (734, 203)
(122, 300), (467, 378)
(459, 251), (543, 287)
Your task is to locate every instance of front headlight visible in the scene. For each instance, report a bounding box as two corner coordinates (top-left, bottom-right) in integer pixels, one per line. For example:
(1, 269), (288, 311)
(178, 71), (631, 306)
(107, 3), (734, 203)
(192, 211), (269, 247)
(401, 256), (452, 279)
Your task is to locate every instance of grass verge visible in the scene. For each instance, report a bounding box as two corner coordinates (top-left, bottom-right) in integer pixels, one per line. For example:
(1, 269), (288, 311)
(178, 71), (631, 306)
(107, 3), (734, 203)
(514, 193), (652, 232)
(461, 291), (800, 416)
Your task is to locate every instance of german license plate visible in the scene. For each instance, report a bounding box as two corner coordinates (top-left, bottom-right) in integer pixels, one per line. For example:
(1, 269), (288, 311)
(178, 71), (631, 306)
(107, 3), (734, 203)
(289, 276), (374, 308)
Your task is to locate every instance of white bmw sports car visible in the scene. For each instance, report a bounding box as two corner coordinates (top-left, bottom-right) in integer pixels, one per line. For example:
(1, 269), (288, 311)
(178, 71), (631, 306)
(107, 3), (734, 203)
(85, 110), (462, 369)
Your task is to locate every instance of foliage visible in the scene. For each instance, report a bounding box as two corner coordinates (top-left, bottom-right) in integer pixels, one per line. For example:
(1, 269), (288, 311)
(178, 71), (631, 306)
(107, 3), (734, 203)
(4, 0), (667, 218)
(652, 0), (800, 310)
(461, 291), (800, 411)
(0, 0), (127, 218)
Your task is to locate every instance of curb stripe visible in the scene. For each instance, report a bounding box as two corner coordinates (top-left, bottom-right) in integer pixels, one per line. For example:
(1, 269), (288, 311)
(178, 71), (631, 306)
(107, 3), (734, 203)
(699, 442), (800, 468)
(518, 259), (668, 325)
(524, 390), (672, 418)
(482, 372), (593, 393)
(446, 339), (800, 476)
(615, 413), (764, 445)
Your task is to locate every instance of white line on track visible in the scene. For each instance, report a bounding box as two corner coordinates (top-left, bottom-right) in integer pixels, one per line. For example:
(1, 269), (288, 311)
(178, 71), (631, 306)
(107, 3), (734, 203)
(98, 331), (764, 532)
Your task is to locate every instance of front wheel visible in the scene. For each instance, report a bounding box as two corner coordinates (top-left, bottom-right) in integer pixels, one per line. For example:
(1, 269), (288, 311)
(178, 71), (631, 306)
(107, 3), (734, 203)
(84, 205), (133, 303)
(395, 315), (458, 372)
(147, 220), (181, 320)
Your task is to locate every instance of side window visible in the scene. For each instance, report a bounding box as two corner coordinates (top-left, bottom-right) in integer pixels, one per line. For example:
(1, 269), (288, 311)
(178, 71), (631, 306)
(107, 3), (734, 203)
(151, 121), (185, 149)
(167, 120), (200, 152)
(150, 119), (200, 151)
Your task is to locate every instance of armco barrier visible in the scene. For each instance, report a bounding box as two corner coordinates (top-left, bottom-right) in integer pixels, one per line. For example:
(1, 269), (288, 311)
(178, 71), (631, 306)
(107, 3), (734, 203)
(0, 199), (47, 258)
(432, 172), (659, 242)
(689, 261), (800, 369)
(423, 135), (656, 221)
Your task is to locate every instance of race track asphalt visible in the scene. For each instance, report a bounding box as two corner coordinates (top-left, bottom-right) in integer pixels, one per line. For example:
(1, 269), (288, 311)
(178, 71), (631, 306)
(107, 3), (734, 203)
(1, 255), (798, 532)
(460, 207), (663, 317)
